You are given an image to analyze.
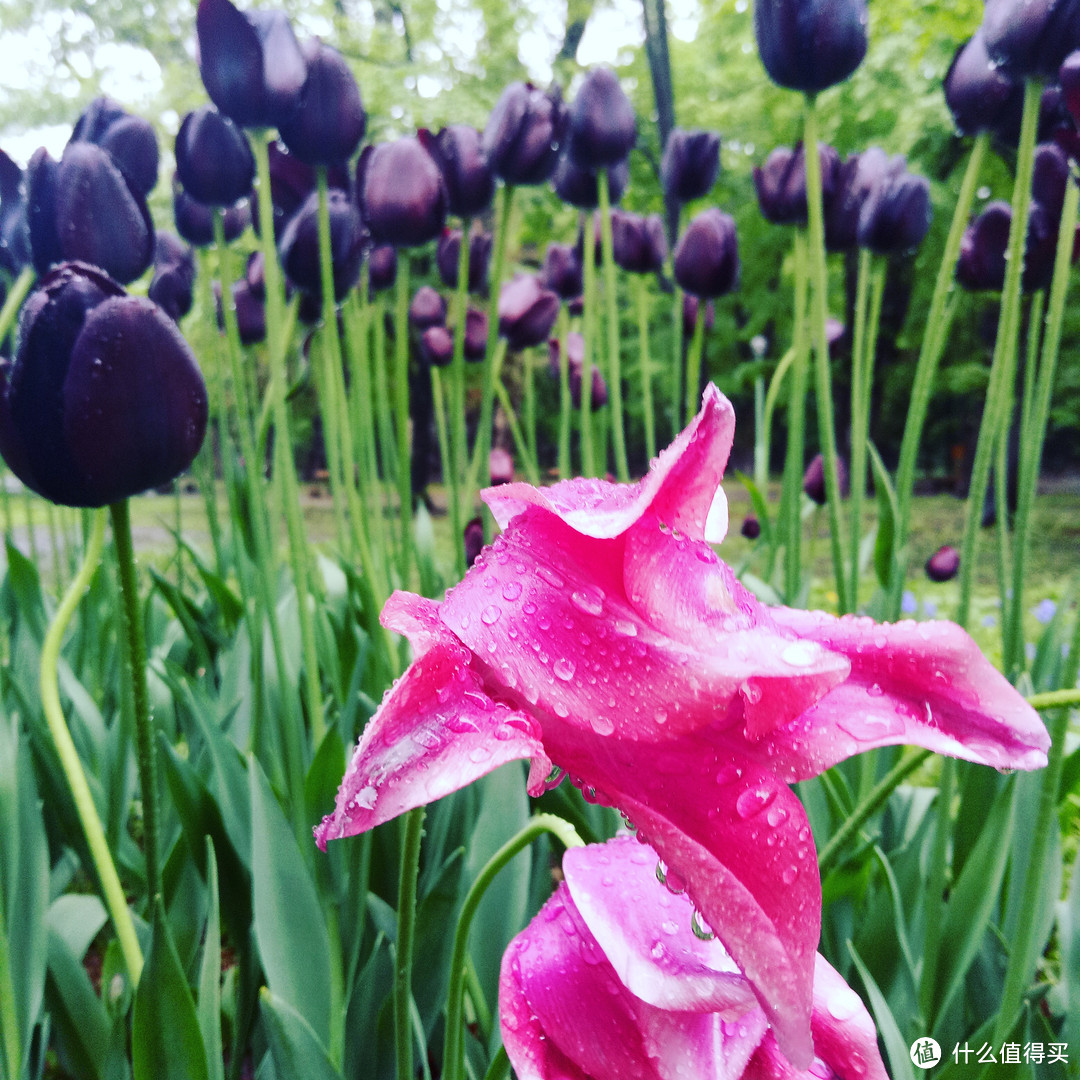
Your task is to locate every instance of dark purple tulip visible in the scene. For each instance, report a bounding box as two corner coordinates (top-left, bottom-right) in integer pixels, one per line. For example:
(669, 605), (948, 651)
(148, 232), (196, 322)
(956, 202), (1012, 292)
(548, 331), (607, 409)
(498, 275), (560, 349)
(741, 514), (761, 540)
(857, 164), (932, 254)
(682, 294), (715, 336)
(482, 82), (567, 186)
(368, 243), (397, 293)
(567, 66), (636, 170)
(983, 0), (1080, 80)
(1063, 51), (1080, 125)
(176, 105), (255, 207)
(0, 262), (208, 507)
(463, 307), (488, 361)
(419, 324), (454, 367)
(552, 154), (628, 209)
(246, 250), (266, 298)
(26, 150), (63, 273)
(421, 126), (495, 218)
(926, 544), (960, 582)
(233, 281), (268, 343)
(803, 452), (849, 505)
(0, 150), (31, 274)
(610, 210), (667, 274)
(661, 129), (721, 204)
(541, 242), (583, 300)
(358, 137), (448, 247)
(70, 97), (159, 199)
(173, 174), (251, 247)
(436, 228), (492, 292)
(489, 446), (514, 485)
(464, 515), (484, 567)
(409, 286), (447, 330)
(254, 140), (346, 243)
(944, 31), (1024, 138)
(824, 147), (890, 252)
(754, 0), (868, 93)
(278, 188), (363, 301)
(1031, 141), (1070, 221)
(196, 0), (307, 129)
(278, 40), (365, 166)
(673, 208), (739, 298)
(754, 142), (841, 226)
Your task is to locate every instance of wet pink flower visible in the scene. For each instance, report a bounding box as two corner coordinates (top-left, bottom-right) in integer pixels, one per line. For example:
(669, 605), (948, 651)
(316, 384), (1048, 1064)
(501, 835), (888, 1080)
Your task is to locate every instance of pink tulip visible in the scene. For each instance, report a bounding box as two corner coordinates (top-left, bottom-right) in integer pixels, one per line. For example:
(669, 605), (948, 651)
(500, 835), (888, 1080)
(315, 383), (1048, 1064)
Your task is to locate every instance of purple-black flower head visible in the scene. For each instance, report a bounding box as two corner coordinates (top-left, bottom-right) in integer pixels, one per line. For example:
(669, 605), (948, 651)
(278, 188), (363, 301)
(69, 97), (160, 198)
(0, 150), (31, 275)
(463, 307), (488, 361)
(824, 147), (890, 252)
(436, 227), (492, 293)
(421, 125), (495, 218)
(482, 82), (567, 186)
(803, 452), (848, 504)
(148, 232), (196, 322)
(278, 40), (365, 166)
(956, 201), (1012, 292)
(464, 515), (484, 567)
(754, 141), (840, 226)
(253, 140), (346, 244)
(983, 0), (1080, 80)
(741, 514), (762, 539)
(548, 331), (608, 409)
(541, 242), (583, 300)
(610, 210), (667, 274)
(1063, 51), (1080, 126)
(567, 66), (636, 170)
(661, 128), (721, 204)
(357, 137), (448, 247)
(552, 153), (628, 210)
(754, 0), (869, 94)
(856, 161), (933, 255)
(1031, 141), (1070, 221)
(673, 208), (739, 298)
(682, 294), (716, 336)
(0, 261), (208, 507)
(944, 31), (1024, 138)
(409, 285), (447, 331)
(926, 544), (960, 582)
(368, 243), (398, 293)
(176, 105), (255, 207)
(498, 275), (560, 350)
(196, 0), (307, 129)
(172, 174), (251, 247)
(419, 324), (454, 367)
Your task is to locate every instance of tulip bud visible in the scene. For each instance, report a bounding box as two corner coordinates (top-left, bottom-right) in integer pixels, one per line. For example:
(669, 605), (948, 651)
(661, 129), (721, 204)
(982, 0), (1080, 80)
(824, 147), (890, 252)
(541, 242), (583, 300)
(944, 31), (1024, 138)
(489, 446), (514, 485)
(0, 150), (31, 275)
(567, 67), (636, 170)
(956, 202), (1012, 292)
(0, 262), (208, 507)
(610, 210), (667, 274)
(483, 82), (567, 186)
(1063, 51), (1080, 126)
(498, 275), (560, 350)
(148, 232), (196, 322)
(409, 285), (447, 330)
(673, 208), (739, 298)
(232, 281), (268, 343)
(368, 243), (397, 293)
(176, 105), (255, 207)
(681, 294), (716, 337)
(358, 137), (448, 247)
(419, 324), (454, 367)
(463, 307), (488, 361)
(421, 125), (495, 218)
(856, 163), (932, 254)
(464, 515), (485, 567)
(436, 228), (493, 292)
(741, 514), (761, 540)
(548, 332), (608, 409)
(754, 0), (868, 93)
(196, 0), (307, 129)
(803, 452), (849, 504)
(926, 544), (960, 582)
(278, 40), (366, 166)
(173, 175), (250, 247)
(754, 142), (841, 226)
(552, 154), (628, 209)
(70, 97), (160, 199)
(278, 188), (363, 301)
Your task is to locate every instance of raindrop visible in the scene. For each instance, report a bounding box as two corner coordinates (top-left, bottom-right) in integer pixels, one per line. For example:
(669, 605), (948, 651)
(825, 984), (862, 1021)
(354, 785), (377, 809)
(570, 589), (604, 616)
(591, 714), (615, 735)
(782, 865), (798, 886)
(481, 604), (502, 625)
(553, 657), (576, 681)
(537, 565), (565, 588)
(736, 785), (776, 819)
(781, 641), (818, 667)
(653, 707), (668, 724)
(502, 580), (523, 601)
(690, 910), (715, 940)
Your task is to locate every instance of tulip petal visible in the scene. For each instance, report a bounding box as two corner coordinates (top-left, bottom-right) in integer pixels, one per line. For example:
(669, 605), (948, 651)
(745, 610), (1050, 781)
(484, 383), (735, 542)
(314, 593), (551, 850)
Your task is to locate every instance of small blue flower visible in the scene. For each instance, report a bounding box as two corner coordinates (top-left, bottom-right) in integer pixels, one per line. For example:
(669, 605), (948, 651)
(1032, 598), (1057, 625)
(901, 590), (918, 614)
(982, 613), (998, 629)
(923, 598), (938, 618)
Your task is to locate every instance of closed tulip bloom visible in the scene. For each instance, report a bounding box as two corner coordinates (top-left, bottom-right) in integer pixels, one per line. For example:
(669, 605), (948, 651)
(0, 262), (208, 507)
(464, 515), (484, 567)
(1063, 51), (1080, 125)
(926, 544), (961, 582)
(824, 147), (890, 252)
(567, 66), (637, 170)
(552, 153), (629, 209)
(421, 125), (495, 218)
(70, 97), (159, 199)
(610, 210), (667, 274)
(358, 136), (448, 247)
(231, 280), (268, 344)
(803, 452), (849, 504)
(173, 174), (250, 247)
(857, 165), (932, 254)
(662, 128), (722, 203)
(409, 285), (447, 330)
(673, 208), (739, 298)
(1030, 141), (1069, 221)
(196, 0), (307, 129)
(278, 188), (363, 301)
(498, 274), (560, 350)
(754, 0), (869, 94)
(956, 201), (1012, 291)
(548, 331), (608, 409)
(754, 142), (841, 226)
(541, 241), (583, 300)
(176, 106), (255, 207)
(482, 82), (567, 186)
(419, 324), (454, 367)
(148, 232), (196, 322)
(682, 294), (716, 336)
(367, 243), (397, 293)
(983, 0), (1080, 80)
(944, 31), (1024, 137)
(463, 307), (488, 361)
(741, 513), (762, 539)
(278, 40), (365, 166)
(436, 228), (492, 292)
(0, 151), (31, 275)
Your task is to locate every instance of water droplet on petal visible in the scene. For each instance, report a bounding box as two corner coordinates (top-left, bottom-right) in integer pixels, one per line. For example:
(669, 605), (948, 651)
(691, 910), (716, 940)
(782, 865), (798, 886)
(502, 581), (523, 601)
(736, 785), (776, 819)
(826, 984), (863, 1021)
(354, 785), (377, 809)
(553, 657), (576, 681)
(781, 641), (819, 667)
(570, 588), (604, 616)
(481, 604), (502, 625)
(537, 565), (565, 588)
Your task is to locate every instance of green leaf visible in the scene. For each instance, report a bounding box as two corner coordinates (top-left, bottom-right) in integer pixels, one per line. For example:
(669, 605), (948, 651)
(250, 757), (332, 1051)
(260, 989), (343, 1080)
(44, 926), (112, 1080)
(198, 838), (225, 1080)
(868, 442), (899, 589)
(132, 897), (210, 1080)
(847, 940), (916, 1080)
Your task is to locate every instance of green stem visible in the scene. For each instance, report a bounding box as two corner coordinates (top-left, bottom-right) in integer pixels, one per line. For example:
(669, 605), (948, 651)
(395, 807), (426, 1080)
(1028, 687), (1080, 710)
(39, 509), (143, 984)
(802, 96), (849, 614)
(761, 346), (796, 490)
(598, 170), (630, 481)
(636, 276), (656, 463)
(683, 297), (705, 425)
(670, 285), (685, 444)
(919, 756), (955, 1021)
(481, 1045), (510, 1080)
(394, 260), (414, 585)
(0, 265), (33, 345)
(444, 814), (584, 1080)
(109, 499), (161, 902)
(431, 366), (454, 527)
(494, 378), (542, 486)
(556, 304), (572, 479)
(448, 219), (473, 578)
(580, 210), (598, 476)
(523, 347), (538, 469)
(956, 81), (1041, 630)
(372, 295), (400, 516)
